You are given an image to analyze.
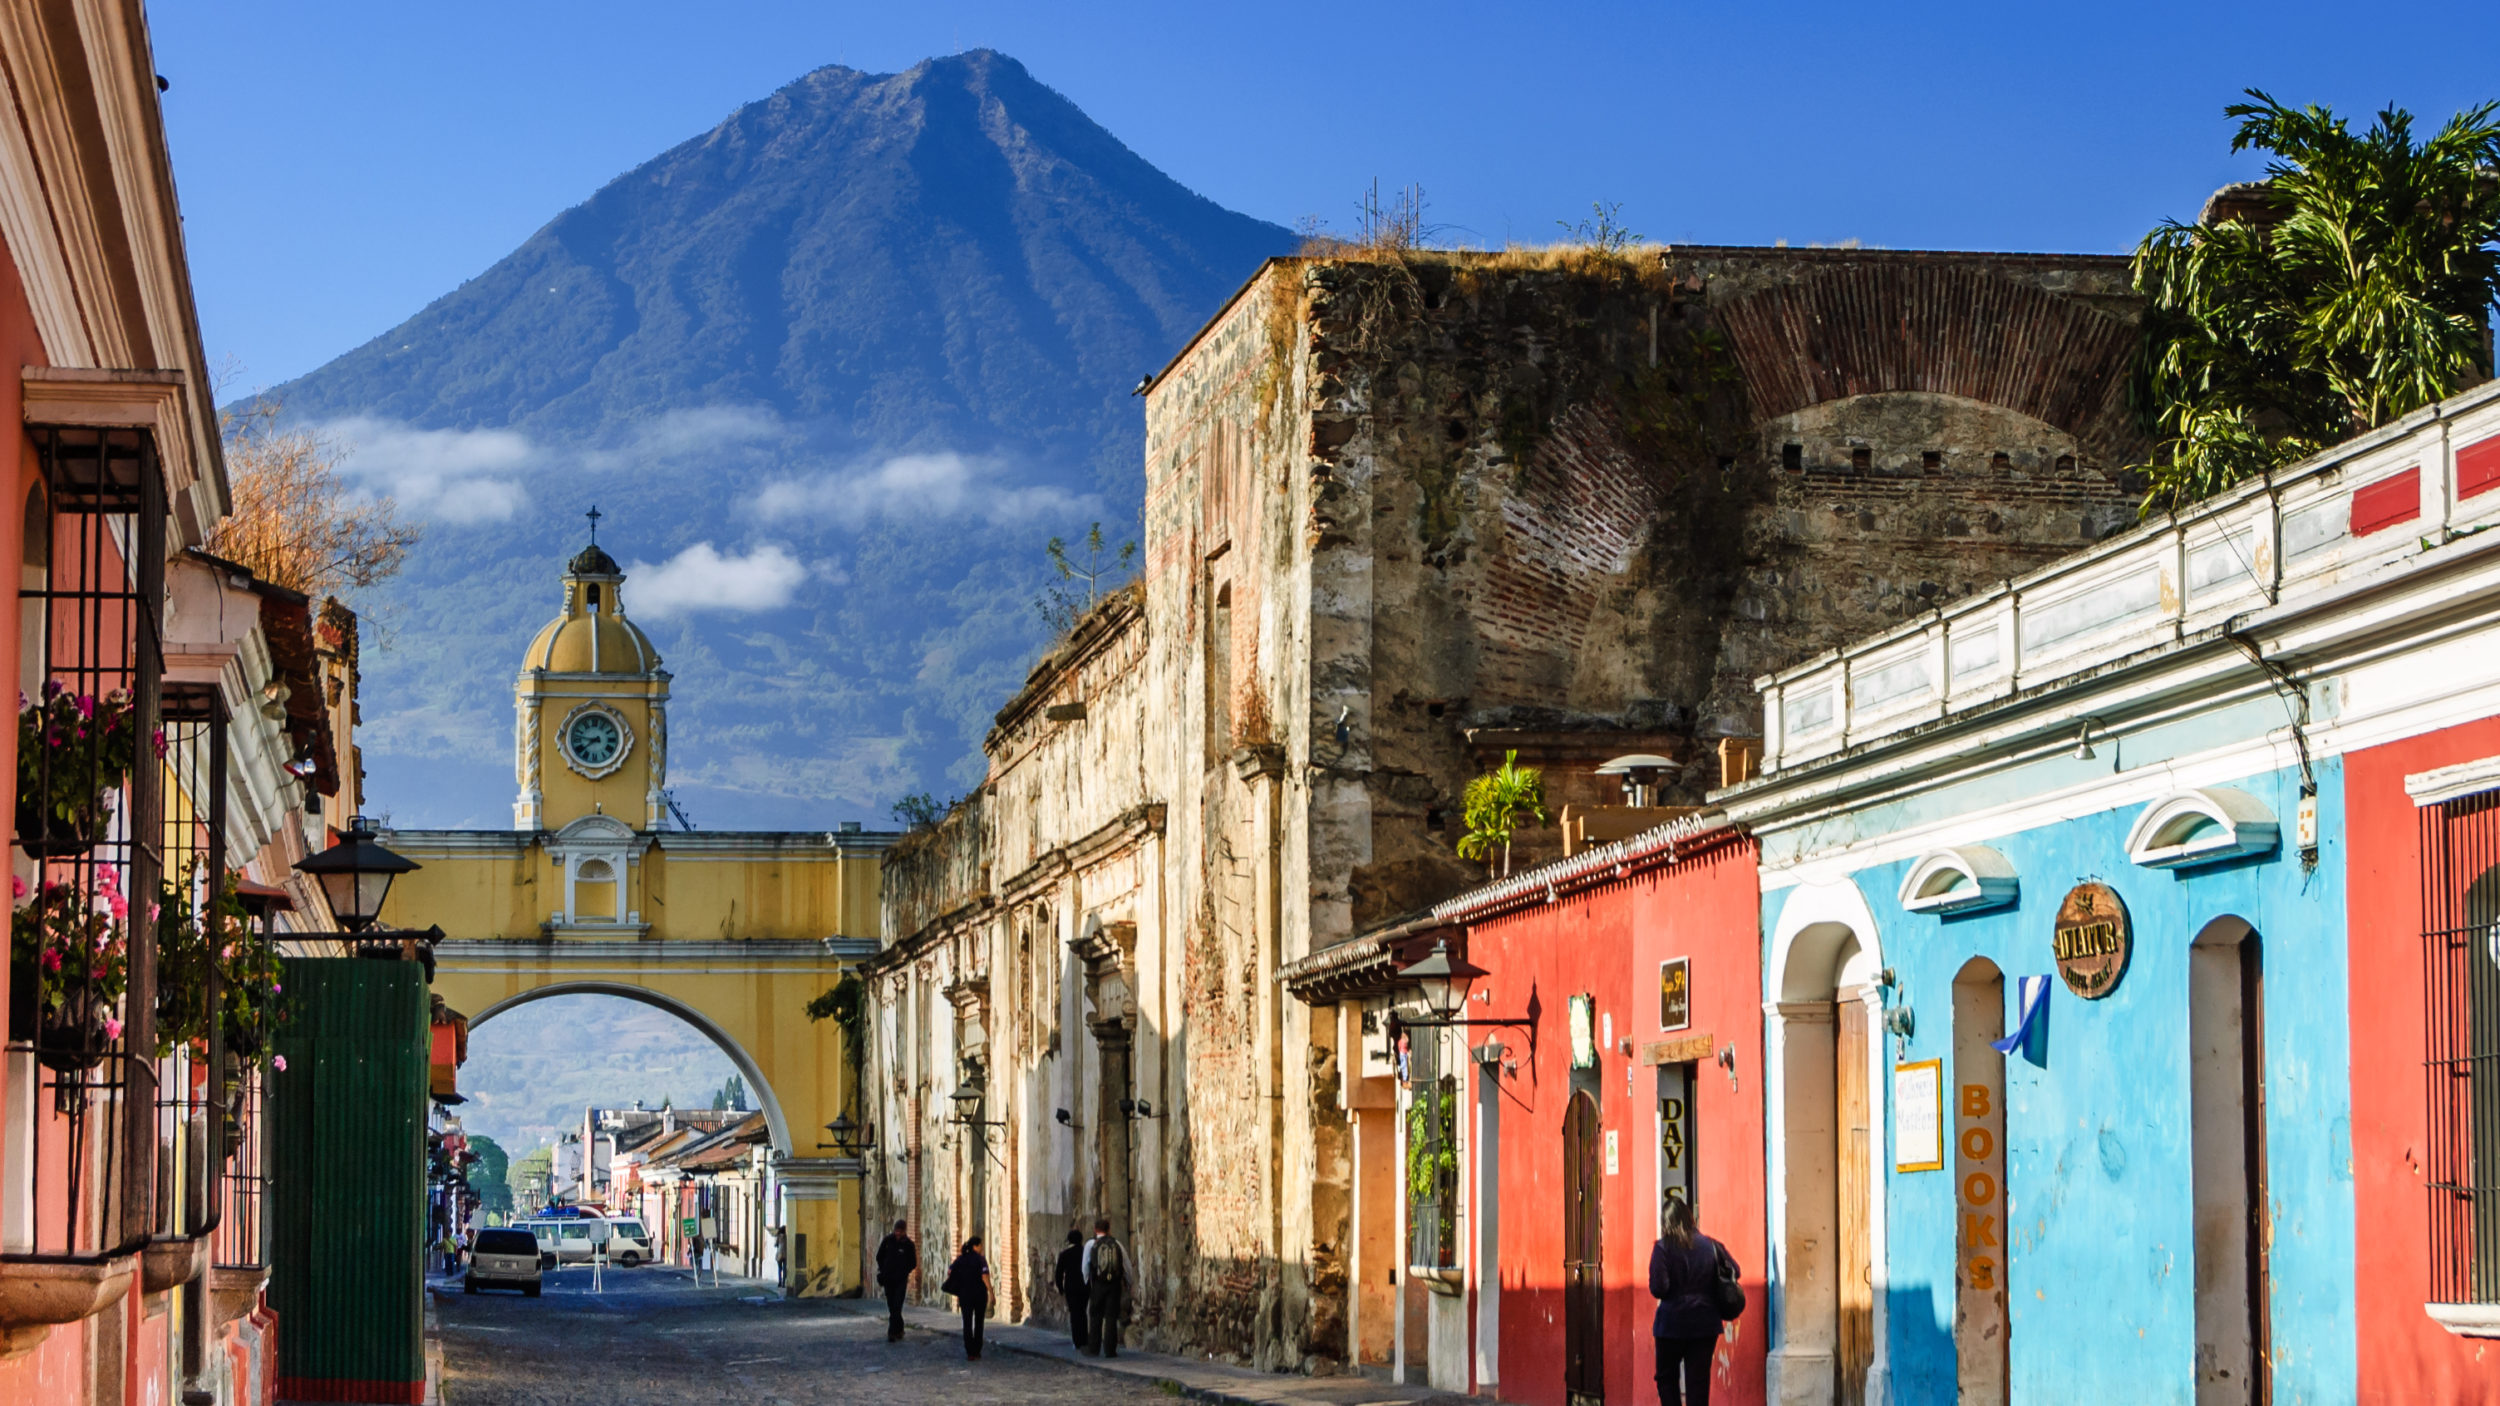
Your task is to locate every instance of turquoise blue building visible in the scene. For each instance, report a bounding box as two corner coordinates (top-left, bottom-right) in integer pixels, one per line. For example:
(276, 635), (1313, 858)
(1719, 380), (2500, 1404)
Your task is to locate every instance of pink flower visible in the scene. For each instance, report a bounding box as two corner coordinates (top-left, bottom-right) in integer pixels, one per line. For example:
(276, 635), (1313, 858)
(74, 695), (93, 720)
(40, 950), (59, 972)
(150, 729), (166, 759)
(104, 890), (127, 922)
(102, 1016), (122, 1041)
(272, 1054), (286, 1072)
(271, 983), (282, 994)
(11, 876), (24, 900)
(143, 901), (158, 924)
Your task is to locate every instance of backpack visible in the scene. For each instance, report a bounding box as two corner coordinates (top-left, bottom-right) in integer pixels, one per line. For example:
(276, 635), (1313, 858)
(1092, 1239), (1126, 1288)
(1710, 1242), (1745, 1320)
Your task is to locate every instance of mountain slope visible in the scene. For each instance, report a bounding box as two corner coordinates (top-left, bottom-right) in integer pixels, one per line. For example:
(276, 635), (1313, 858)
(265, 52), (1290, 828)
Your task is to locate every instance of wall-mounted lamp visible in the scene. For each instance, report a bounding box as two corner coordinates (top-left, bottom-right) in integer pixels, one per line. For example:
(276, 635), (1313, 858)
(2074, 716), (2105, 762)
(1118, 1097), (1162, 1120)
(1055, 1107), (1081, 1129)
(1715, 1043), (1739, 1093)
(817, 1115), (875, 1154)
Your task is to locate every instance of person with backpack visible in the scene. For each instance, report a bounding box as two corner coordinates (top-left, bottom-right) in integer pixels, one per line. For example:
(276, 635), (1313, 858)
(874, 1219), (918, 1342)
(1080, 1217), (1131, 1356)
(1649, 1196), (1742, 1406)
(1052, 1227), (1093, 1352)
(940, 1235), (993, 1360)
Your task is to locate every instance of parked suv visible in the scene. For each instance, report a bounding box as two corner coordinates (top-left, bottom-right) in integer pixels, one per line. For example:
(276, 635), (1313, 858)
(465, 1228), (544, 1296)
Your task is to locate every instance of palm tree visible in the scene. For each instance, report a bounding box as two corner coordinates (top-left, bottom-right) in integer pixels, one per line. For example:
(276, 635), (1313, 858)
(2131, 91), (2500, 511)
(1457, 750), (1548, 878)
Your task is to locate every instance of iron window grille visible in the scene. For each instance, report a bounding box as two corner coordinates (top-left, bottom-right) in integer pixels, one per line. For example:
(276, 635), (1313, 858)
(1405, 1032), (1459, 1273)
(6, 426), (165, 1265)
(2422, 786), (2500, 1305)
(151, 686), (228, 1248)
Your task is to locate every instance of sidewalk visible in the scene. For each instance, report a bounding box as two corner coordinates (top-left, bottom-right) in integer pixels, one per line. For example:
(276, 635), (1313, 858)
(834, 1297), (1488, 1406)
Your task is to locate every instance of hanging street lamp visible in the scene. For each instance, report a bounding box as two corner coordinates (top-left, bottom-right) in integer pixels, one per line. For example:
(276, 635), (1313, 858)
(294, 815), (419, 933)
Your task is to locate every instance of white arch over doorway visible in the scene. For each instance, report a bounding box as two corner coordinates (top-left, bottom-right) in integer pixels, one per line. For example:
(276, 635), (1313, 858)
(1763, 878), (1892, 1406)
(468, 981), (793, 1155)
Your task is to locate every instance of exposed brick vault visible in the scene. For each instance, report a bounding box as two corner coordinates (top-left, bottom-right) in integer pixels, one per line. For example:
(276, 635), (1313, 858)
(861, 244), (2150, 1372)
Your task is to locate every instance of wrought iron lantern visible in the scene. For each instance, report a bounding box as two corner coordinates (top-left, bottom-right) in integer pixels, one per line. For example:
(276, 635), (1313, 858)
(294, 815), (419, 932)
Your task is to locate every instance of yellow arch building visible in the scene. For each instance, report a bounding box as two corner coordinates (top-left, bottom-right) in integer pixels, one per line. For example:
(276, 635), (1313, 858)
(376, 536), (893, 1295)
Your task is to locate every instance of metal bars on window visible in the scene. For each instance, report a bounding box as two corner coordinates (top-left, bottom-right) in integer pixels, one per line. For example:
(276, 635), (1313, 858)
(7, 427), (165, 1264)
(2421, 788), (2500, 1304)
(152, 687), (227, 1246)
(1404, 1032), (1458, 1272)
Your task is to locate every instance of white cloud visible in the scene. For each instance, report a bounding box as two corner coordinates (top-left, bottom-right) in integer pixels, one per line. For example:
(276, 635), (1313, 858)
(755, 451), (1097, 528)
(624, 542), (809, 618)
(319, 416), (539, 525)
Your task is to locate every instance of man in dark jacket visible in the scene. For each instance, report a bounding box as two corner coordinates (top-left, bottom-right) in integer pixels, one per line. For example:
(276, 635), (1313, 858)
(1052, 1228), (1093, 1352)
(1082, 1217), (1131, 1357)
(874, 1219), (918, 1342)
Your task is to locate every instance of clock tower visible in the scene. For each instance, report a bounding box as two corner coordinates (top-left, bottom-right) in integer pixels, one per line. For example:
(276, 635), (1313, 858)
(514, 525), (670, 832)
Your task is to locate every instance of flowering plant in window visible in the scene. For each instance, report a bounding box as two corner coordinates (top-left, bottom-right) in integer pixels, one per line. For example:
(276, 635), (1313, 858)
(8, 867), (130, 1069)
(14, 682), (156, 856)
(156, 867), (288, 1062)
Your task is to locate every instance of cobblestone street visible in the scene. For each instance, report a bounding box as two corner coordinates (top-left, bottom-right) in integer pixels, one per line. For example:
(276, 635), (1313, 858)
(431, 1267), (1184, 1405)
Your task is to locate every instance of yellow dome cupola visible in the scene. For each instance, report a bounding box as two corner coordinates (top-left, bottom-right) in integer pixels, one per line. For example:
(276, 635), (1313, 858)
(514, 513), (672, 832)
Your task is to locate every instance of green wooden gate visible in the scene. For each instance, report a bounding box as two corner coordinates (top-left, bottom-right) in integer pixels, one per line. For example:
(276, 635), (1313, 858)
(267, 958), (429, 1403)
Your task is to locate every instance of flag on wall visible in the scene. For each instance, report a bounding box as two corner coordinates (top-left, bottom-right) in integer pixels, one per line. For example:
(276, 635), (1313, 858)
(1990, 975), (2052, 1064)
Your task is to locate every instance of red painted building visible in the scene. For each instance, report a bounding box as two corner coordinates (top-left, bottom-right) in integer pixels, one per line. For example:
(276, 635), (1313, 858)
(1434, 818), (1767, 1406)
(2345, 715), (2500, 1394)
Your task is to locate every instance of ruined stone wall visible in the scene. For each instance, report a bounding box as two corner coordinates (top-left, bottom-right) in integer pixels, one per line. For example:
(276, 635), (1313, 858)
(1278, 247), (2145, 932)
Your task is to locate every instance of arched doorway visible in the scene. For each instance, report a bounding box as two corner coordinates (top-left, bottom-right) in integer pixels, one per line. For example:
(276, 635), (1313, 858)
(1563, 1090), (1604, 1404)
(1951, 958), (2009, 1403)
(467, 983), (793, 1156)
(2189, 918), (2269, 1406)
(1771, 884), (1884, 1406)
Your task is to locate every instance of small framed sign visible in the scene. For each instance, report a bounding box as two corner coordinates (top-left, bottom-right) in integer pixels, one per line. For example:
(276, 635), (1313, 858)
(1893, 1059), (1944, 1172)
(1660, 957), (1692, 1033)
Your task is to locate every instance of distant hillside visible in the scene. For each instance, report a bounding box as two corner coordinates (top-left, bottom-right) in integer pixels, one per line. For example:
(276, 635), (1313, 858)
(458, 996), (740, 1155)
(265, 50), (1290, 828)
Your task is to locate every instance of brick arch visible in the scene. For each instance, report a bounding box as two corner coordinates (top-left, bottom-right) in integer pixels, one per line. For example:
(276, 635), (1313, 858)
(1716, 263), (2143, 460)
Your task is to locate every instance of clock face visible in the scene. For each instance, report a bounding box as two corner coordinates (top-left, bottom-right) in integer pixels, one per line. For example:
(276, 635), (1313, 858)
(567, 711), (624, 767)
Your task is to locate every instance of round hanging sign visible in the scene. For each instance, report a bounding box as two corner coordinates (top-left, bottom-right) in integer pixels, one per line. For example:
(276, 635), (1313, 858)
(2052, 882), (2131, 999)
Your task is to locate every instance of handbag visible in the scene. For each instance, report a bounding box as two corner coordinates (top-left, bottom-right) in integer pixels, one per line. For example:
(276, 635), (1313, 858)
(1711, 1242), (1746, 1320)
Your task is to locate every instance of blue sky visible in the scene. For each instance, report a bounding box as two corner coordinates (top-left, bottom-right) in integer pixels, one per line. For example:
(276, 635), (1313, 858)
(154, 1), (2500, 398)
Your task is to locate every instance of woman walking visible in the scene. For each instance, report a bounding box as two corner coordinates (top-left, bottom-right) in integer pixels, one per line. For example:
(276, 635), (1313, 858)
(941, 1235), (994, 1360)
(1649, 1197), (1739, 1406)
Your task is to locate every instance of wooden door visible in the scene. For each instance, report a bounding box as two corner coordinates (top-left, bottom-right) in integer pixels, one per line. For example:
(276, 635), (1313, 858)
(1836, 997), (1873, 1406)
(1564, 1091), (1604, 1404)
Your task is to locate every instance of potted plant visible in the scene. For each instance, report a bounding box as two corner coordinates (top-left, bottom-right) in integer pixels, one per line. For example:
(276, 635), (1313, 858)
(157, 867), (286, 1059)
(9, 869), (130, 1071)
(14, 682), (148, 857)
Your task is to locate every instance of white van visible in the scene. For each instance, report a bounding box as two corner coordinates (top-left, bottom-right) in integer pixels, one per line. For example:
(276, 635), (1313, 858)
(518, 1216), (654, 1267)
(595, 1217), (656, 1267)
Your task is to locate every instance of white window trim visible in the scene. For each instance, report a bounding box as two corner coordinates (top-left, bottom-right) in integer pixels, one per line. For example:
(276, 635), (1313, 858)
(2124, 787), (2279, 870)
(2405, 754), (2500, 808)
(1896, 845), (2019, 915)
(2424, 1302), (2500, 1339)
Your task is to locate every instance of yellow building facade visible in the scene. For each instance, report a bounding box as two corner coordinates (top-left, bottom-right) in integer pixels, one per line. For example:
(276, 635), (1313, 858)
(377, 538), (893, 1295)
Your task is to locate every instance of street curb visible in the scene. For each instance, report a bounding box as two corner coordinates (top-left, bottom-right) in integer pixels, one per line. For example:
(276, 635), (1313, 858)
(828, 1298), (1471, 1406)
